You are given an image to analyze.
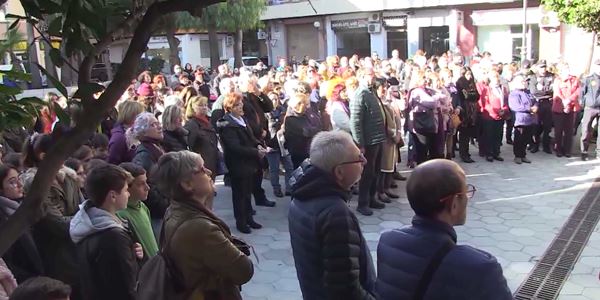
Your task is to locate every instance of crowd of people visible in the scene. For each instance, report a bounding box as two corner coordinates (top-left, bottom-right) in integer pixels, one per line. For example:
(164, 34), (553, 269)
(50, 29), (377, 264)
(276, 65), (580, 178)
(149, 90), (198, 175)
(0, 46), (599, 299)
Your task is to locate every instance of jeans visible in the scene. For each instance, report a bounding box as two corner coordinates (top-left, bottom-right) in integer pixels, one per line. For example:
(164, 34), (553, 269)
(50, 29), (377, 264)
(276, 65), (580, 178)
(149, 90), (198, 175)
(553, 112), (575, 155)
(266, 150), (294, 192)
(514, 125), (535, 158)
(533, 100), (553, 150)
(482, 118), (504, 157)
(358, 143), (382, 208)
(580, 107), (600, 156)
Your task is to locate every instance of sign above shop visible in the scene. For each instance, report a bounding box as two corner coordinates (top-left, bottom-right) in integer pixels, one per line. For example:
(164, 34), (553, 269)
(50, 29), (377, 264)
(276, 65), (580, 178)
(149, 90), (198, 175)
(331, 18), (369, 30)
(383, 15), (408, 28)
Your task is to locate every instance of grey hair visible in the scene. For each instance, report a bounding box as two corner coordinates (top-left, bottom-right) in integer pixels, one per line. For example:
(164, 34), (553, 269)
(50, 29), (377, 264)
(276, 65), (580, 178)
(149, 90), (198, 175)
(153, 150), (204, 199)
(130, 112), (156, 140)
(309, 131), (355, 172)
(219, 77), (234, 96)
(162, 105), (182, 131)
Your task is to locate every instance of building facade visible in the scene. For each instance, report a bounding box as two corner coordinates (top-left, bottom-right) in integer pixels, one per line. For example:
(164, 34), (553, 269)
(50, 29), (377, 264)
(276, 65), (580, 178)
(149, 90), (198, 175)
(261, 0), (599, 75)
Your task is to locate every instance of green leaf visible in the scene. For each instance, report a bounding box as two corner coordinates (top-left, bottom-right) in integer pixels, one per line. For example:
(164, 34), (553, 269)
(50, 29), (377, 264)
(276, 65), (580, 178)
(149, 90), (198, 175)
(53, 102), (71, 126)
(73, 83), (105, 99)
(49, 48), (64, 68)
(0, 70), (32, 81)
(0, 84), (22, 96)
(36, 63), (68, 98)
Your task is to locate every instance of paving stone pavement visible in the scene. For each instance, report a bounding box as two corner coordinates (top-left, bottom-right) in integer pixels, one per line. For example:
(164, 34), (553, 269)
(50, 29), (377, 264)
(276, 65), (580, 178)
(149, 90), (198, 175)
(211, 143), (600, 300)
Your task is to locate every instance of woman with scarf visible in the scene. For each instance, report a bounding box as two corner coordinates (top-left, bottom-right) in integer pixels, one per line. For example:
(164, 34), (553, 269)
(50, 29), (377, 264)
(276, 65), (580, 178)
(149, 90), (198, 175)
(552, 63), (581, 158)
(441, 68), (461, 159)
(129, 112), (167, 236)
(218, 93), (267, 234)
(508, 74), (538, 164)
(477, 71), (509, 162)
(185, 96), (220, 179)
(408, 71), (443, 164)
(326, 79), (352, 133)
(455, 67), (480, 163)
(0, 164), (44, 283)
(284, 93), (322, 168)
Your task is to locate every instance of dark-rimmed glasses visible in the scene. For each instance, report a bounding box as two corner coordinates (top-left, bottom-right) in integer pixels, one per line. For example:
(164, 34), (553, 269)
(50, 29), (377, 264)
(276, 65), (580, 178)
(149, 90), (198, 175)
(440, 184), (477, 202)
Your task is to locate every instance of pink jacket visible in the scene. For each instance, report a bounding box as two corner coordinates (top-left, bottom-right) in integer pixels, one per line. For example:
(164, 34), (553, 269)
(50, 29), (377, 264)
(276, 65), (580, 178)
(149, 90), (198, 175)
(553, 76), (581, 113)
(477, 82), (509, 121)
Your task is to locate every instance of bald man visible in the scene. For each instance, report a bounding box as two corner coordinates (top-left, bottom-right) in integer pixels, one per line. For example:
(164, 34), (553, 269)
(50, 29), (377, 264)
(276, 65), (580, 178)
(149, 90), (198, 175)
(376, 159), (512, 300)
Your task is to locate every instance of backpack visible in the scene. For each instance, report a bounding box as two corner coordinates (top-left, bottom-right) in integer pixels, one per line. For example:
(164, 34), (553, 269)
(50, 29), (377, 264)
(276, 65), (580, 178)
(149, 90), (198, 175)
(135, 218), (189, 300)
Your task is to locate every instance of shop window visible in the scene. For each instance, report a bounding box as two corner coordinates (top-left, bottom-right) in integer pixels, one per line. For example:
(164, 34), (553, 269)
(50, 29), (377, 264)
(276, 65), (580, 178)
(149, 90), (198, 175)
(419, 26), (449, 57)
(336, 29), (371, 58)
(200, 39), (225, 59)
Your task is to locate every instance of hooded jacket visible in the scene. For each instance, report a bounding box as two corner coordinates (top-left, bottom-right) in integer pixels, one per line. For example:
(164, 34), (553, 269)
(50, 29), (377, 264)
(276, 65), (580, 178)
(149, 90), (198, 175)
(22, 166), (81, 288)
(288, 163), (376, 300)
(70, 201), (139, 300)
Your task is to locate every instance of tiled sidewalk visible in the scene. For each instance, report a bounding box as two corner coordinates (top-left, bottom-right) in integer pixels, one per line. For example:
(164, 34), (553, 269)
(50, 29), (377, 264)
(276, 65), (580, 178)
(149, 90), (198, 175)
(211, 144), (600, 300)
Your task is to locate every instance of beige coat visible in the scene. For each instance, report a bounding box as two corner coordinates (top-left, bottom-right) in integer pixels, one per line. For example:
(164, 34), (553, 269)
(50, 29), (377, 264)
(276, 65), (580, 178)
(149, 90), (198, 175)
(381, 103), (399, 173)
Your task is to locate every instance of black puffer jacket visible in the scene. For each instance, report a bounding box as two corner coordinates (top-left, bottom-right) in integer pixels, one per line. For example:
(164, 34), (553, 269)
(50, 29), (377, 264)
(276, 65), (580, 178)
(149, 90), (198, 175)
(288, 163), (376, 300)
(350, 86), (386, 147)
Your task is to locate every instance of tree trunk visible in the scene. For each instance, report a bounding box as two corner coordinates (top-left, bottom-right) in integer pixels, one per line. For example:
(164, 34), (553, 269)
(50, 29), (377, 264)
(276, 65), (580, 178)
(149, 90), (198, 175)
(208, 18), (220, 69)
(165, 20), (181, 69)
(42, 40), (59, 88)
(586, 31), (597, 75)
(233, 28), (243, 68)
(26, 22), (43, 88)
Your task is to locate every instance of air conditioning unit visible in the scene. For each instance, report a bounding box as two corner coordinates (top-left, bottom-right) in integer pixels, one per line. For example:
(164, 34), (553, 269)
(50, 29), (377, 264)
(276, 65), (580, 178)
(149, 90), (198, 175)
(368, 23), (381, 34)
(226, 36), (234, 46)
(369, 12), (381, 23)
(257, 30), (268, 40)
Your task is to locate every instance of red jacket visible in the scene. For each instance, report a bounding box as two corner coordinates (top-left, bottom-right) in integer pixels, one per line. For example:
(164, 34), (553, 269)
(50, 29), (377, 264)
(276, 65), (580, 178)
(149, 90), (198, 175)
(477, 82), (509, 120)
(553, 76), (581, 113)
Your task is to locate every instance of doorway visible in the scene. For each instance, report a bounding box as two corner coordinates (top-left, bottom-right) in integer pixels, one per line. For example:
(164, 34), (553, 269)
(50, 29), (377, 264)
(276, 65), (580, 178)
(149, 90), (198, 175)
(419, 26), (449, 57)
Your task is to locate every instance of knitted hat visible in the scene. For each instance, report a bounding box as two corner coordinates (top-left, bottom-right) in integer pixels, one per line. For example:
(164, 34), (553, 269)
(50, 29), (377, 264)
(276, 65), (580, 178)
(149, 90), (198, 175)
(137, 83), (154, 97)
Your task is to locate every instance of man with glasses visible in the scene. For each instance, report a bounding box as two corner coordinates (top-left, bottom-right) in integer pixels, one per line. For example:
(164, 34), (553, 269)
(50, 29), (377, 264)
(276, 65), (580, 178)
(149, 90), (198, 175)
(376, 159), (511, 300)
(288, 131), (376, 300)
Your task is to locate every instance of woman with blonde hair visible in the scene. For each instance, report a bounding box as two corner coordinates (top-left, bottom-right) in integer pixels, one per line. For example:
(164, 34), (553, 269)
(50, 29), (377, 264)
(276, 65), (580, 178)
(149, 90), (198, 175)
(161, 105), (188, 152)
(284, 93), (322, 168)
(178, 85), (198, 108)
(184, 96), (219, 178)
(108, 100), (145, 164)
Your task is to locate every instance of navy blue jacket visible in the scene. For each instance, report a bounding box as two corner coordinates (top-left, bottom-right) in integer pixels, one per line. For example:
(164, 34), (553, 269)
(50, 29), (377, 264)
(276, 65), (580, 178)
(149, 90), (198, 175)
(376, 216), (512, 300)
(288, 163), (376, 300)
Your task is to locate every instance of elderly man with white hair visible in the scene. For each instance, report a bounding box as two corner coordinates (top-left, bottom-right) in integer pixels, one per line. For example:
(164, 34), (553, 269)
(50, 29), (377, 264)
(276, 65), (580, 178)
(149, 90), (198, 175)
(288, 130), (376, 300)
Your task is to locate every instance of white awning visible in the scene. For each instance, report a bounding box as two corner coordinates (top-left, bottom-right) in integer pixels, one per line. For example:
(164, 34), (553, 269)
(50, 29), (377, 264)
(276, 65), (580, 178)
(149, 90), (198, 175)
(471, 7), (541, 26)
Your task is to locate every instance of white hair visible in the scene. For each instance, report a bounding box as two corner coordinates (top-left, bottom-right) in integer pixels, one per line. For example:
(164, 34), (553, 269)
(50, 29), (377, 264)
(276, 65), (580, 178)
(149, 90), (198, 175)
(310, 131), (355, 172)
(219, 77), (234, 96)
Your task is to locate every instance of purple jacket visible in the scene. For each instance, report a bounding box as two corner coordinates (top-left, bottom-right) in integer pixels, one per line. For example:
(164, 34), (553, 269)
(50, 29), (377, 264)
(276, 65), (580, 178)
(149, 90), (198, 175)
(508, 89), (538, 127)
(107, 123), (135, 165)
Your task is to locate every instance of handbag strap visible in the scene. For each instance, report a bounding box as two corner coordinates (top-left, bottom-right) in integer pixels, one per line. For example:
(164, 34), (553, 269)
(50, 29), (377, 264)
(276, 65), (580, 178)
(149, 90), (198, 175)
(413, 239), (455, 300)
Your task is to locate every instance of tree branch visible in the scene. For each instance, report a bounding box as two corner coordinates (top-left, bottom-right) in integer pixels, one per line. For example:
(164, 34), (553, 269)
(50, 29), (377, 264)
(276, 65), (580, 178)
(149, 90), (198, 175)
(31, 22), (79, 74)
(0, 0), (225, 258)
(78, 9), (146, 85)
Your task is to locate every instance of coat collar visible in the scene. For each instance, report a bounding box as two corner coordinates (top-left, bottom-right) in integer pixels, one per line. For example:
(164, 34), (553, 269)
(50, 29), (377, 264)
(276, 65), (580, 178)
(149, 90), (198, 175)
(411, 215), (458, 243)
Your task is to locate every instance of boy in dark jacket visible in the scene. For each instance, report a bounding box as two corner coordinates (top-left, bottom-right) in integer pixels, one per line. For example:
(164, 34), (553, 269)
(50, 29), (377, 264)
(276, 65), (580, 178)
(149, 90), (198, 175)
(69, 164), (143, 300)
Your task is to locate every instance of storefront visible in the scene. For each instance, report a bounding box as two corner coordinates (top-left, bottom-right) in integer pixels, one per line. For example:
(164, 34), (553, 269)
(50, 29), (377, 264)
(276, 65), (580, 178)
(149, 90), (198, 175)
(286, 23), (321, 61)
(331, 18), (371, 57)
(384, 15), (408, 59)
(472, 7), (541, 63)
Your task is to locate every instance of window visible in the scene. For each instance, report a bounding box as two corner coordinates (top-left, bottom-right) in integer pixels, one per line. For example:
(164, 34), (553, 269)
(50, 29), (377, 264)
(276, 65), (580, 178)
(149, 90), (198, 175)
(0, 4), (7, 23)
(200, 39), (225, 59)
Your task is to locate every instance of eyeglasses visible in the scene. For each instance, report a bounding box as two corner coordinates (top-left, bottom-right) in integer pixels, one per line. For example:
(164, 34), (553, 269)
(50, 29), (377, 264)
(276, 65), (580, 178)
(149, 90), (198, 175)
(337, 153), (367, 167)
(440, 184), (477, 202)
(7, 177), (22, 188)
